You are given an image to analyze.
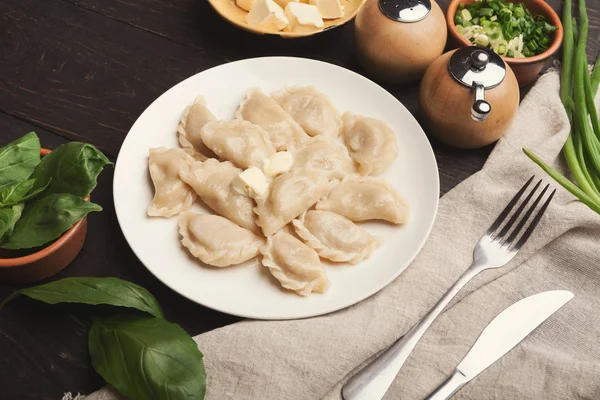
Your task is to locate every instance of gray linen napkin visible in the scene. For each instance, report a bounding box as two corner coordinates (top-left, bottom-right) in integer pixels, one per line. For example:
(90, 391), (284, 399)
(87, 70), (600, 400)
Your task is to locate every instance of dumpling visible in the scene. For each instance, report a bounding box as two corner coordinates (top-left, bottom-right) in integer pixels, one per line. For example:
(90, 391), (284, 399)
(179, 159), (260, 233)
(261, 228), (329, 296)
(291, 136), (356, 180)
(235, 88), (309, 151)
(316, 176), (409, 224)
(147, 147), (196, 218)
(253, 169), (335, 236)
(342, 112), (398, 176)
(293, 210), (384, 264)
(179, 212), (263, 267)
(200, 120), (276, 169)
(178, 97), (217, 160)
(271, 86), (343, 138)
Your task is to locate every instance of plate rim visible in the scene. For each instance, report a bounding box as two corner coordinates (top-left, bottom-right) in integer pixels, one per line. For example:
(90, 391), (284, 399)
(113, 56), (440, 320)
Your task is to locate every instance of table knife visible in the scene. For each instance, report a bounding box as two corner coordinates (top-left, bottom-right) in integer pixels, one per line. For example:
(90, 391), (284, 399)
(425, 290), (574, 400)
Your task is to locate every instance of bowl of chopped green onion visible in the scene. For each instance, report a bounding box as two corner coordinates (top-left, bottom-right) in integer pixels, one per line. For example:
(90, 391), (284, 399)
(447, 0), (563, 86)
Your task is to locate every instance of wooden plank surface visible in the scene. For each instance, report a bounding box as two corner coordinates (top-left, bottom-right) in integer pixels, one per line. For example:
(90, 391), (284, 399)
(0, 0), (598, 397)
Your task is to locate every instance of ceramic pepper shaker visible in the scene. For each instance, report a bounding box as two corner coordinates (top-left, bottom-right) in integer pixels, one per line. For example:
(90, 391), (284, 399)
(419, 47), (520, 149)
(354, 0), (447, 84)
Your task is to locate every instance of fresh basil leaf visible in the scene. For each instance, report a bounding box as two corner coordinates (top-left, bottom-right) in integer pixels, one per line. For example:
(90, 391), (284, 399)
(0, 208), (11, 241)
(0, 193), (102, 249)
(0, 132), (41, 191)
(29, 142), (112, 198)
(0, 277), (164, 318)
(89, 315), (206, 400)
(0, 203), (24, 242)
(0, 179), (36, 206)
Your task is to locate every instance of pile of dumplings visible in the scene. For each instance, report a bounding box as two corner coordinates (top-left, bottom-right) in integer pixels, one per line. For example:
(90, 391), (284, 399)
(147, 86), (409, 296)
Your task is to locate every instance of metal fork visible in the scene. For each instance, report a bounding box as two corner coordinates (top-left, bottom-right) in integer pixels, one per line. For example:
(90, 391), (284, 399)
(342, 176), (556, 400)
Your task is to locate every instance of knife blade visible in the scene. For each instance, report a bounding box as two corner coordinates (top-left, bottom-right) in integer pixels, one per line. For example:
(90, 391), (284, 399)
(425, 290), (574, 400)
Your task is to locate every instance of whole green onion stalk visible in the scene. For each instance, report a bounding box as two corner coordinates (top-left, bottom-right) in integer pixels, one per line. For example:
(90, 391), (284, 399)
(524, 0), (600, 215)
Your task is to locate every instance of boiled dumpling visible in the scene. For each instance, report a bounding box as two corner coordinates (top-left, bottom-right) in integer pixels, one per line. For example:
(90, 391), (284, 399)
(261, 228), (329, 296)
(179, 159), (260, 233)
(316, 176), (409, 224)
(253, 169), (335, 236)
(147, 147), (196, 218)
(272, 86), (343, 138)
(179, 212), (263, 267)
(200, 120), (276, 169)
(293, 210), (384, 264)
(235, 88), (309, 151)
(178, 97), (217, 160)
(342, 112), (398, 176)
(291, 136), (356, 180)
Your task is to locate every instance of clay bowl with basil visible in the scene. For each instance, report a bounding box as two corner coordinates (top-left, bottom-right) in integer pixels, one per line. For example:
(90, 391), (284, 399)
(0, 149), (89, 283)
(446, 0), (563, 87)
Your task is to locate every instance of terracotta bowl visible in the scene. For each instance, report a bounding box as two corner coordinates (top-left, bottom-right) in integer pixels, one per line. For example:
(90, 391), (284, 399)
(446, 0), (563, 87)
(208, 0), (367, 38)
(0, 148), (88, 283)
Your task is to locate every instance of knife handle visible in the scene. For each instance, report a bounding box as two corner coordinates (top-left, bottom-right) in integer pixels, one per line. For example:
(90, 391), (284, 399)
(424, 370), (469, 400)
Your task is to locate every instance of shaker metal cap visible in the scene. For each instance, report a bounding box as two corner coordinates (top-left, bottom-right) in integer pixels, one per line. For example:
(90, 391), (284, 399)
(379, 0), (431, 22)
(448, 47), (506, 89)
(448, 47), (506, 122)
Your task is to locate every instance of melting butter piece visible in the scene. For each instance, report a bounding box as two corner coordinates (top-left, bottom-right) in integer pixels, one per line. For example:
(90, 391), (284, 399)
(232, 167), (270, 198)
(284, 3), (324, 33)
(247, 0), (289, 31)
(309, 0), (344, 19)
(263, 151), (294, 177)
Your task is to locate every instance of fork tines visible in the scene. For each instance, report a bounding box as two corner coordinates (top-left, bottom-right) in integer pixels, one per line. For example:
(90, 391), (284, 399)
(487, 176), (556, 251)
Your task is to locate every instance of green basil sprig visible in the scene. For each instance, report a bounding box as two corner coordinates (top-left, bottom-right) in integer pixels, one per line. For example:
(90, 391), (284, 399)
(89, 315), (206, 400)
(29, 142), (112, 198)
(0, 178), (50, 206)
(1, 193), (102, 249)
(0, 204), (24, 242)
(0, 132), (40, 191)
(0, 277), (164, 318)
(2, 277), (206, 400)
(0, 133), (111, 250)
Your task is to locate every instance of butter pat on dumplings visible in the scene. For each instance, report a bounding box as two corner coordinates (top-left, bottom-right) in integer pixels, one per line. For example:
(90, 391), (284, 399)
(232, 167), (270, 198)
(263, 151), (293, 177)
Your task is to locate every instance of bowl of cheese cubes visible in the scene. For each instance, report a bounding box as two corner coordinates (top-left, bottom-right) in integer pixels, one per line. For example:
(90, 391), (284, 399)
(208, 0), (367, 37)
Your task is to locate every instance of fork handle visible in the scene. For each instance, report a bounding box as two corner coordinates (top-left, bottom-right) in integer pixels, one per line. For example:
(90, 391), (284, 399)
(341, 265), (481, 400)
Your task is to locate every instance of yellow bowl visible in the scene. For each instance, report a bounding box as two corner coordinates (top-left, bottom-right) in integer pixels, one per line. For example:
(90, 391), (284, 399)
(208, 0), (367, 38)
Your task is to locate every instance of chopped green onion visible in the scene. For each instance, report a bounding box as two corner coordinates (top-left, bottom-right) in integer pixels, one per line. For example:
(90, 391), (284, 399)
(454, 0), (557, 58)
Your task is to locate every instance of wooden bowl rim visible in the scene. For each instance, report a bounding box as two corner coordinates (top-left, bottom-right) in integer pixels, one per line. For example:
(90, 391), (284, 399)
(207, 0), (368, 38)
(446, 0), (563, 64)
(0, 148), (88, 268)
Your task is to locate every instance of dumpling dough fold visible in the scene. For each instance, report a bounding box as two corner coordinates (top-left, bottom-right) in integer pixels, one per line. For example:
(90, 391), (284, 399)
(261, 228), (329, 296)
(179, 159), (260, 233)
(253, 169), (335, 236)
(342, 112), (398, 176)
(178, 96), (217, 160)
(293, 210), (383, 264)
(271, 86), (342, 138)
(235, 88), (309, 151)
(316, 176), (409, 224)
(179, 212), (263, 267)
(147, 147), (196, 218)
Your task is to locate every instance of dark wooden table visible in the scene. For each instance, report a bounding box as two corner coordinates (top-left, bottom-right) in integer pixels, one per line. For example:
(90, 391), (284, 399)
(0, 0), (598, 398)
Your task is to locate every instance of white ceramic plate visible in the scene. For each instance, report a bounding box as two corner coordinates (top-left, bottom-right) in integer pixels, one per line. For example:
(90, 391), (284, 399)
(113, 57), (439, 320)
